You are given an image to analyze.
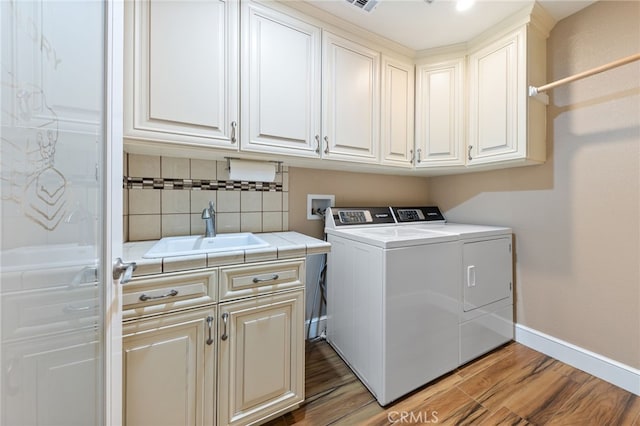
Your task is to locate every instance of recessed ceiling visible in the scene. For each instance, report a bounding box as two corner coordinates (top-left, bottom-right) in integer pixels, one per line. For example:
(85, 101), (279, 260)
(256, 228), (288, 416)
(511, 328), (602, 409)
(303, 0), (595, 51)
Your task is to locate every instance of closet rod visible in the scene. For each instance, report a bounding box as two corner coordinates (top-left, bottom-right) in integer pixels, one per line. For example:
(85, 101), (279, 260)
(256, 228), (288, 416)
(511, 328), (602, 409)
(529, 52), (640, 97)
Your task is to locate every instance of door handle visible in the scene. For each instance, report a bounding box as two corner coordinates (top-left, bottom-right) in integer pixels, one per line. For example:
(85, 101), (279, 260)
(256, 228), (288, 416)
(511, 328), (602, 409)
(113, 257), (137, 284)
(467, 265), (476, 287)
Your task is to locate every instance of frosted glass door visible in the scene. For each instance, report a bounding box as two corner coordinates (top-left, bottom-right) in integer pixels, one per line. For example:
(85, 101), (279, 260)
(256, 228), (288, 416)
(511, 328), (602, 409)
(1, 1), (117, 424)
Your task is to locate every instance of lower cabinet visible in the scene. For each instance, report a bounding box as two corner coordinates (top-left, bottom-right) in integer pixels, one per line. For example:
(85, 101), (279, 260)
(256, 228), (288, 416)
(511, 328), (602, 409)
(123, 306), (216, 426)
(122, 259), (306, 426)
(218, 290), (305, 426)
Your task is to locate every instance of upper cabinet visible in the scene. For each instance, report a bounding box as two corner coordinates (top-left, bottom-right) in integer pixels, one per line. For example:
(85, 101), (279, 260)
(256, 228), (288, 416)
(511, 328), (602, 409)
(381, 56), (415, 168)
(240, 2), (322, 157)
(415, 57), (465, 168)
(466, 15), (550, 168)
(124, 0), (239, 149)
(123, 0), (553, 175)
(322, 32), (380, 164)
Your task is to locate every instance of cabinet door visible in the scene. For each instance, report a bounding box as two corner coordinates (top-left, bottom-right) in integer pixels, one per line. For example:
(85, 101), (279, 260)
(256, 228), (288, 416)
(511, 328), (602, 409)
(241, 3), (321, 157)
(380, 56), (415, 168)
(123, 307), (216, 426)
(218, 290), (304, 426)
(415, 58), (465, 168)
(468, 28), (526, 164)
(463, 237), (512, 312)
(125, 0), (239, 148)
(322, 32), (380, 163)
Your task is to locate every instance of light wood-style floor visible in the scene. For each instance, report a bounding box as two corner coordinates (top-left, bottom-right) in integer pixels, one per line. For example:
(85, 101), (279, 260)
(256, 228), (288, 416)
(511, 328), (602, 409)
(265, 340), (640, 425)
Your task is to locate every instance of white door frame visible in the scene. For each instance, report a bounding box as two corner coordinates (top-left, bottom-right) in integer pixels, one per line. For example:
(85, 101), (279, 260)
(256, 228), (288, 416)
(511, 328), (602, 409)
(105, 1), (124, 424)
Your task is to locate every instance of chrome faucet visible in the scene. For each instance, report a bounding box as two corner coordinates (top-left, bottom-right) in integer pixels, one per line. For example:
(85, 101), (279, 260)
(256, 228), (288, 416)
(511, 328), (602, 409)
(201, 201), (216, 237)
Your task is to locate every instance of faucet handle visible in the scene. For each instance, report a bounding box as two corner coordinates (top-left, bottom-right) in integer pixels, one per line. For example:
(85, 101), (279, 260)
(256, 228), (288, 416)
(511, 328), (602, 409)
(209, 201), (215, 213)
(201, 208), (211, 219)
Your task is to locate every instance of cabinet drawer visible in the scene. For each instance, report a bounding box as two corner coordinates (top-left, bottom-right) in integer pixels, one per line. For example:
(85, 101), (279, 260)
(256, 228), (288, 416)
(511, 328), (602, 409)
(123, 269), (217, 320)
(219, 259), (304, 301)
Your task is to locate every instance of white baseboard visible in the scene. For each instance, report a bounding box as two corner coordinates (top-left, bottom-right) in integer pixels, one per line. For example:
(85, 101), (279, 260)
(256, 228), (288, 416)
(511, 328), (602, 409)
(515, 324), (640, 396)
(305, 315), (327, 340)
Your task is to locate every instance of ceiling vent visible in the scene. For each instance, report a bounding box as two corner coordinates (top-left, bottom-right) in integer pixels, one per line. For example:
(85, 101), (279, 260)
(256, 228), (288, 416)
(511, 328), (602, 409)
(345, 0), (380, 13)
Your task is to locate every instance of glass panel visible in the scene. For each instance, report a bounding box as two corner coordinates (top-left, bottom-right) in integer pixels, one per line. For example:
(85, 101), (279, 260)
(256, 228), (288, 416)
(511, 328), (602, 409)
(1, 1), (105, 424)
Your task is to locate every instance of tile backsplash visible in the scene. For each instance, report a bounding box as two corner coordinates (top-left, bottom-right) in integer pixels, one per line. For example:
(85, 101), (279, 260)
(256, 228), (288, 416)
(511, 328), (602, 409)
(124, 154), (289, 242)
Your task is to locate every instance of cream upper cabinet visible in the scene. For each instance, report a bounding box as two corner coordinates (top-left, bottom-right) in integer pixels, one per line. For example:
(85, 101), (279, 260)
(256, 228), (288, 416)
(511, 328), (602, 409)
(322, 31), (380, 164)
(240, 3), (322, 157)
(123, 306), (216, 426)
(415, 57), (465, 168)
(218, 290), (304, 426)
(124, 0), (239, 148)
(467, 23), (547, 166)
(380, 56), (415, 168)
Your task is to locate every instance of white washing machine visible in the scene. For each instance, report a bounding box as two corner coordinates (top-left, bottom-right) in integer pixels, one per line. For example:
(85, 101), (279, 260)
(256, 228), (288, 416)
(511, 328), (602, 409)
(325, 206), (513, 406)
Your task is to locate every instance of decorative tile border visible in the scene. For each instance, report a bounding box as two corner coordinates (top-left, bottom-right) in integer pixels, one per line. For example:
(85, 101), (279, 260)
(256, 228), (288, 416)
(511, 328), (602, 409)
(124, 177), (283, 192)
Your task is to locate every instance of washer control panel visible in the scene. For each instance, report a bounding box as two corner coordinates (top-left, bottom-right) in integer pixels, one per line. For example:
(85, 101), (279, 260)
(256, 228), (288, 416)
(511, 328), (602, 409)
(338, 210), (373, 224)
(328, 207), (395, 227)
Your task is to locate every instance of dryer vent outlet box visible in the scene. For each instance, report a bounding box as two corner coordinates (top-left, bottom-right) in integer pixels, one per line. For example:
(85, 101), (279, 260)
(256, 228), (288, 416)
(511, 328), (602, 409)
(307, 195), (335, 220)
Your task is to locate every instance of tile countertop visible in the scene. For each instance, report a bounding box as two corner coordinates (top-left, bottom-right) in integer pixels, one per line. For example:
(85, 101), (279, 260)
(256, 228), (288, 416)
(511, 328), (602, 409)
(123, 232), (331, 277)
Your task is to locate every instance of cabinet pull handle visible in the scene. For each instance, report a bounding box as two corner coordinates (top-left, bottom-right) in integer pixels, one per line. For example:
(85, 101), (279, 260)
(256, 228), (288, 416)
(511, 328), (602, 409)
(315, 135), (320, 154)
(139, 289), (178, 301)
(468, 145), (473, 161)
(410, 149), (415, 163)
(221, 313), (229, 341)
(206, 316), (214, 345)
(417, 148), (422, 164)
(252, 274), (279, 283)
(231, 121), (237, 144)
(323, 136), (329, 154)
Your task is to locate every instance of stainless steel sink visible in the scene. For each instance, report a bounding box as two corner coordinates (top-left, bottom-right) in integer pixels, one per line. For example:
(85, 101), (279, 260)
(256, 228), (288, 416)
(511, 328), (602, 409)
(143, 233), (270, 258)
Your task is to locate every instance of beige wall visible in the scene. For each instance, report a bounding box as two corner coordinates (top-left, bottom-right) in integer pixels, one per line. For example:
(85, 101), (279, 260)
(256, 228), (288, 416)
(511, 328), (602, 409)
(288, 168), (430, 239)
(429, 1), (640, 368)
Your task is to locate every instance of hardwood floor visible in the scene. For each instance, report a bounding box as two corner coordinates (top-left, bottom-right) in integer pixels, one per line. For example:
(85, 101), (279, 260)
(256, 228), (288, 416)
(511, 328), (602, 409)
(265, 340), (640, 425)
